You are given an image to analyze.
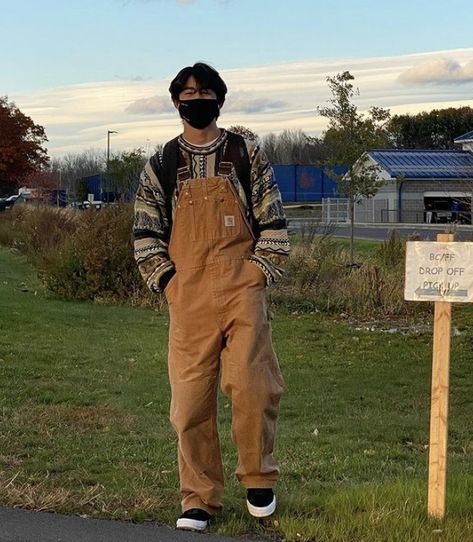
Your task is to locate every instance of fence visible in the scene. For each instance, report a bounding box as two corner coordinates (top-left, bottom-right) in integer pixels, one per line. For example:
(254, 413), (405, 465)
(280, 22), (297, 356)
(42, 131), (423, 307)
(321, 198), (426, 224)
(322, 198), (349, 223)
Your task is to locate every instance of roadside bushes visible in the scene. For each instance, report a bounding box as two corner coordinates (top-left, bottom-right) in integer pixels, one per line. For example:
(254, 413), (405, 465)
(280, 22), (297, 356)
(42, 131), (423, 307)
(0, 203), (162, 307)
(38, 204), (144, 304)
(6, 204), (80, 269)
(271, 230), (427, 320)
(0, 205), (424, 319)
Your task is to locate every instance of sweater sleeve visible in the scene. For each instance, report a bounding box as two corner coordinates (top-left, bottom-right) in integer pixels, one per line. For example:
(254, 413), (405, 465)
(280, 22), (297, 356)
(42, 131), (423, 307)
(247, 144), (290, 285)
(132, 156), (175, 294)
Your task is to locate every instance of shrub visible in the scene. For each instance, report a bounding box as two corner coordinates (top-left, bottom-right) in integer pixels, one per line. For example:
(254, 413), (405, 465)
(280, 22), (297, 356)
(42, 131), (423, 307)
(0, 203), (165, 308)
(376, 229), (405, 268)
(0, 205), (32, 249)
(0, 204), (427, 320)
(39, 204), (145, 304)
(270, 232), (428, 320)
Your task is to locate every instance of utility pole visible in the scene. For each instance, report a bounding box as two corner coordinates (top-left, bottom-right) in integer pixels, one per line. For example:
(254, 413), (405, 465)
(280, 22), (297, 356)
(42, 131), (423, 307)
(106, 130), (118, 202)
(107, 130), (118, 168)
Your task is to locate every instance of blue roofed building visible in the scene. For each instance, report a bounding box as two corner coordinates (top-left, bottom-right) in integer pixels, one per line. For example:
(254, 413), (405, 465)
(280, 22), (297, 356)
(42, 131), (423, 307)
(351, 138), (473, 224)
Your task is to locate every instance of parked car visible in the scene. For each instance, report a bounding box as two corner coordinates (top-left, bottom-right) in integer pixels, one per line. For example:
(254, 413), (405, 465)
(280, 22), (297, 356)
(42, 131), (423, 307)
(68, 200), (106, 210)
(68, 201), (85, 210)
(0, 195), (18, 211)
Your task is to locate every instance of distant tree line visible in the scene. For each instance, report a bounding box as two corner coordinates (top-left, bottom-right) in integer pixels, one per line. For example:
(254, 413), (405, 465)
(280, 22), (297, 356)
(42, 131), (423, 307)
(389, 106), (473, 150)
(230, 105), (473, 165)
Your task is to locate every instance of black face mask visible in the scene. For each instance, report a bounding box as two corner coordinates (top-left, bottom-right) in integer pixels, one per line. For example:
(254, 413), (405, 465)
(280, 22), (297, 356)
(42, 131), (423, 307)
(178, 99), (220, 129)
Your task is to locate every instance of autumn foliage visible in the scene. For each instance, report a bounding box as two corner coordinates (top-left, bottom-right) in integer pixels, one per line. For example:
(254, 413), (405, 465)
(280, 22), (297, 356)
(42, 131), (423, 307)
(21, 169), (57, 189)
(0, 96), (49, 195)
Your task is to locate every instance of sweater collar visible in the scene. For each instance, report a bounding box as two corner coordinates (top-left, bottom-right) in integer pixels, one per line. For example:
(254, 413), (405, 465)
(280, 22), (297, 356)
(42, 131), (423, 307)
(178, 128), (227, 155)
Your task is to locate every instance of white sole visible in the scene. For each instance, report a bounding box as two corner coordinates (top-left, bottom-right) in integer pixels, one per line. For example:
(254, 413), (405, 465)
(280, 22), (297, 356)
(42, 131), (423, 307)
(246, 495), (276, 517)
(176, 517), (208, 531)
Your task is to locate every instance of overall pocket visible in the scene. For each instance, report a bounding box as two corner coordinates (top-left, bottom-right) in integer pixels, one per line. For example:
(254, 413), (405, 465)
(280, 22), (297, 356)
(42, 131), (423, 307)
(244, 258), (268, 288)
(206, 193), (242, 240)
(164, 272), (178, 303)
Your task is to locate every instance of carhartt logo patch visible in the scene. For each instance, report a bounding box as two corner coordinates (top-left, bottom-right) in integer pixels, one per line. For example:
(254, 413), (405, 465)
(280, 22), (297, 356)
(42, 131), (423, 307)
(224, 215), (235, 227)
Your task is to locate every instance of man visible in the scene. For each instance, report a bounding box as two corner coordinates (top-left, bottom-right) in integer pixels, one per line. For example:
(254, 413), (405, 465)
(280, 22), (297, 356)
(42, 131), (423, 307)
(133, 62), (290, 532)
(451, 199), (460, 223)
(425, 203), (433, 224)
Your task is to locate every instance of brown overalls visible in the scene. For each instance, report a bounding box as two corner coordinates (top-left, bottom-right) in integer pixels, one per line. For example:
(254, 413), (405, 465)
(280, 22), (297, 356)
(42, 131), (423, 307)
(165, 171), (284, 515)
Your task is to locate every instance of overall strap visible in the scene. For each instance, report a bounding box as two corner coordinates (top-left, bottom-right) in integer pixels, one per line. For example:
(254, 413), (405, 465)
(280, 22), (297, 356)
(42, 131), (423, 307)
(223, 132), (258, 235)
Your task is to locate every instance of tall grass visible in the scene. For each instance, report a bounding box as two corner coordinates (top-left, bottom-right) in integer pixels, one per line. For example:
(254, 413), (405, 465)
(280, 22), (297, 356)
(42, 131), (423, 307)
(0, 205), (425, 320)
(0, 204), (163, 308)
(272, 229), (427, 320)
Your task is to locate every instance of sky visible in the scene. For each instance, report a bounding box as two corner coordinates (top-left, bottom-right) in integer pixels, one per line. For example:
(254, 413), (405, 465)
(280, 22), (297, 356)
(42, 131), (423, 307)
(2, 0), (473, 158)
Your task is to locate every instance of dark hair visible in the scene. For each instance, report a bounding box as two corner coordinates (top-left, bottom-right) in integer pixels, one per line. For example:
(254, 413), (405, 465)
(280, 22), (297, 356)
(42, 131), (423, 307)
(169, 62), (228, 105)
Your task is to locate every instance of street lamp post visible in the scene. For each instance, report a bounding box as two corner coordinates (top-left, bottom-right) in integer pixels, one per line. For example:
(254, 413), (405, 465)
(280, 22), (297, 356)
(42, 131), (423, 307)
(107, 130), (118, 167)
(106, 130), (118, 202)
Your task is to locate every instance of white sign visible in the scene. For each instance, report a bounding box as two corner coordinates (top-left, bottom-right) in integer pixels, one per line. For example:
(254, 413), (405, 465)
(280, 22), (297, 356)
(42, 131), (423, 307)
(405, 241), (473, 302)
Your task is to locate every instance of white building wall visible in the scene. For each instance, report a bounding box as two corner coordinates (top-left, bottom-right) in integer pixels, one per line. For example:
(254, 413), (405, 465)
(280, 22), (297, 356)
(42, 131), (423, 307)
(460, 141), (473, 152)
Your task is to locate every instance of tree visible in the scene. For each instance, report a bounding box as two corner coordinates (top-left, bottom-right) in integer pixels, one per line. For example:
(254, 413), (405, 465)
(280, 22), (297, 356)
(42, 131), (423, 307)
(260, 130), (326, 164)
(22, 169), (57, 190)
(107, 148), (147, 200)
(50, 148), (107, 201)
(388, 106), (473, 149)
(260, 133), (278, 163)
(227, 125), (259, 142)
(77, 178), (90, 202)
(318, 71), (391, 264)
(0, 96), (49, 196)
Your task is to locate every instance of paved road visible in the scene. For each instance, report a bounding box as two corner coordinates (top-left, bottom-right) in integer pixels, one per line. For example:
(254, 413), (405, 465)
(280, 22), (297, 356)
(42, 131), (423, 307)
(331, 224), (473, 241)
(287, 219), (473, 241)
(0, 507), (267, 542)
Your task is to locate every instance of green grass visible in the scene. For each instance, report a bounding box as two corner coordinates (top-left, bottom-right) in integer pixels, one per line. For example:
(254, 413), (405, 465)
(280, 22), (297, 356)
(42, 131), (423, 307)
(284, 207), (322, 219)
(329, 236), (382, 257)
(1, 245), (473, 541)
(290, 233), (382, 256)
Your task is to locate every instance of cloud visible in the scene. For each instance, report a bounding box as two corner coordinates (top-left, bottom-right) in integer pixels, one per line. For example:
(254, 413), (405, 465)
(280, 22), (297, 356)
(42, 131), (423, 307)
(125, 91), (288, 115)
(114, 74), (152, 82)
(399, 57), (473, 84)
(224, 93), (288, 113)
(12, 48), (473, 157)
(125, 95), (174, 114)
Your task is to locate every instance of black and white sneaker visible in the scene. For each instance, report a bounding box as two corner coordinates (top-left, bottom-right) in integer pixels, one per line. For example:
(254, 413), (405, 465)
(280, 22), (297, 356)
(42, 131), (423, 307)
(246, 488), (276, 517)
(176, 508), (212, 531)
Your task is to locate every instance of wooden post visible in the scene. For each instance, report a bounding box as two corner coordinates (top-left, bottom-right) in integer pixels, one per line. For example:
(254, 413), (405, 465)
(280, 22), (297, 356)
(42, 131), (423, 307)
(427, 232), (454, 519)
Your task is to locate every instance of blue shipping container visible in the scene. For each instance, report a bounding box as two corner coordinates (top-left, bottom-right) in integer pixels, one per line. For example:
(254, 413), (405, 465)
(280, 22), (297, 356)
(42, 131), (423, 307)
(296, 166), (323, 201)
(273, 165), (346, 202)
(273, 165), (296, 201)
(322, 166), (347, 198)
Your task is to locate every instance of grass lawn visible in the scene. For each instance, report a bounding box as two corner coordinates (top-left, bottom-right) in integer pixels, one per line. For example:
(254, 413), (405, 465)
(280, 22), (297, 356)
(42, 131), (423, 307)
(325, 236), (382, 257)
(290, 233), (382, 257)
(1, 245), (472, 541)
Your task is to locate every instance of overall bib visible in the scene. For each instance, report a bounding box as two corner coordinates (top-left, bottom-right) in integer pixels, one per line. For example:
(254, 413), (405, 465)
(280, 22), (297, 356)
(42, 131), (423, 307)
(165, 172), (284, 514)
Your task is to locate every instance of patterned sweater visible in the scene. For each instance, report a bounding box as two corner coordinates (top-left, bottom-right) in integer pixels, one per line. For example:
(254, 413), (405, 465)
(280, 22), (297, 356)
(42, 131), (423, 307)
(133, 129), (290, 294)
